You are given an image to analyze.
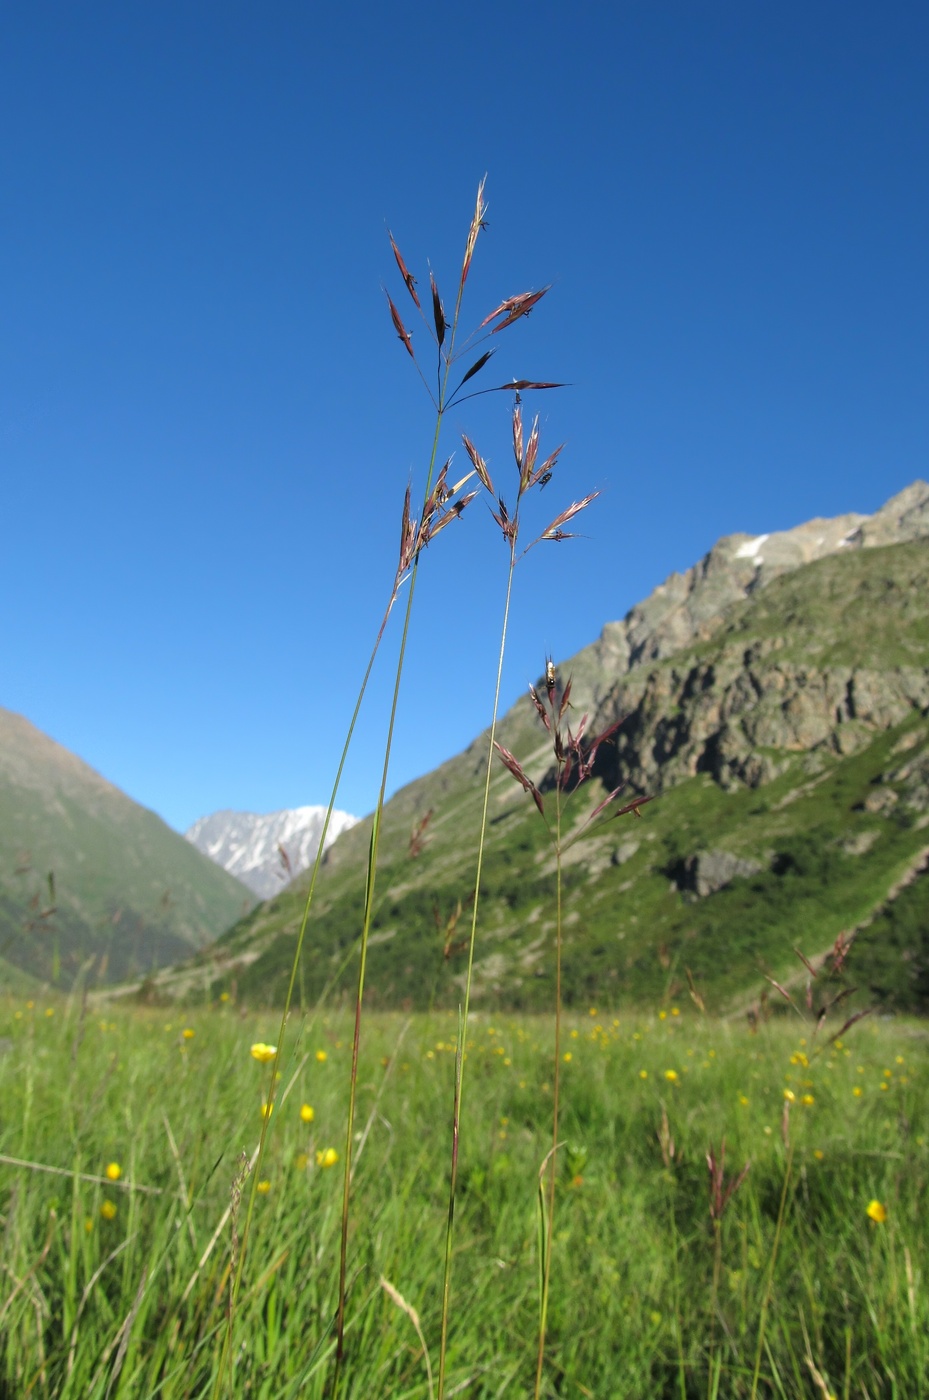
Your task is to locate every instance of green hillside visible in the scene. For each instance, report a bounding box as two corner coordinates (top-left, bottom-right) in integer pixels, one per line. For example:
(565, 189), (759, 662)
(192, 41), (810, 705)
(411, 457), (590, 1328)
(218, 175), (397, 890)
(0, 710), (256, 987)
(163, 533), (929, 1015)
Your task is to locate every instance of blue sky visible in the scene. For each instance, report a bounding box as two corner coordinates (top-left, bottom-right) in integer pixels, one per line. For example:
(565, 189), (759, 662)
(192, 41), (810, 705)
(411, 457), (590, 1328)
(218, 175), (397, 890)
(2, 3), (927, 833)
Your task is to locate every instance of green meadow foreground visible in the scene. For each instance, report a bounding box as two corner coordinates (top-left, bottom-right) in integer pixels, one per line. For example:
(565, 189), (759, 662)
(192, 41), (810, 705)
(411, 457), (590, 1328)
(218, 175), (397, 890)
(0, 996), (926, 1397)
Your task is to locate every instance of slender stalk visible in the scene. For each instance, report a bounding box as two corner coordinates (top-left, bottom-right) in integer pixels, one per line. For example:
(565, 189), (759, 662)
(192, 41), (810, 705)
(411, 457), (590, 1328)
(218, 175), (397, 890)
(668, 1187), (688, 1400)
(750, 1139), (794, 1398)
(333, 410), (445, 1377)
(534, 784), (564, 1398)
(436, 544), (517, 1399)
(708, 1220), (723, 1399)
(213, 599), (394, 1400)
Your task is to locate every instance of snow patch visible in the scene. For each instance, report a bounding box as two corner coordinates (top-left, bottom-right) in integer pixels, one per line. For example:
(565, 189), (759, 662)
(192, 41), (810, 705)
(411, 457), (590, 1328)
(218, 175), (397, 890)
(734, 533), (769, 561)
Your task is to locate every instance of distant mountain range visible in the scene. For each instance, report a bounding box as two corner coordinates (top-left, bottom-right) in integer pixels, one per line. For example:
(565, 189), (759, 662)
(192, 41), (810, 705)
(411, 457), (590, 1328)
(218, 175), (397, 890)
(0, 710), (256, 989)
(161, 480), (929, 1015)
(185, 806), (358, 898)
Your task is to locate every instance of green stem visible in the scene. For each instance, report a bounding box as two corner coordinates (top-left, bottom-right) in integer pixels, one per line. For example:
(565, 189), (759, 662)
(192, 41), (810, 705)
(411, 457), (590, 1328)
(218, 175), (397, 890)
(436, 541), (517, 1400)
(750, 1139), (794, 1398)
(213, 599), (394, 1400)
(534, 786), (563, 1399)
(708, 1220), (722, 1399)
(334, 404), (449, 1387)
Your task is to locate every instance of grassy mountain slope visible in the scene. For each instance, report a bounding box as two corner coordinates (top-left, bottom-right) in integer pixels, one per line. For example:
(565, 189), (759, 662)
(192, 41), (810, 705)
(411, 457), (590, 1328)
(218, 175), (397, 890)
(163, 531), (929, 1015)
(0, 710), (256, 986)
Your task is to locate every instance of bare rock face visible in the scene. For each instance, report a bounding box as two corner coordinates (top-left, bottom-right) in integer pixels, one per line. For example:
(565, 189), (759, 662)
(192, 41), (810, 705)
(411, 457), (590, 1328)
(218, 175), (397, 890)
(843, 481), (929, 549)
(568, 481), (929, 712)
(674, 849), (764, 898)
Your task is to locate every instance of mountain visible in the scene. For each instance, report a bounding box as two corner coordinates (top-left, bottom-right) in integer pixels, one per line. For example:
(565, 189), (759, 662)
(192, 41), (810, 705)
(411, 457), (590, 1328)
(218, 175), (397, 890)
(156, 483), (929, 1015)
(0, 710), (256, 988)
(185, 806), (358, 898)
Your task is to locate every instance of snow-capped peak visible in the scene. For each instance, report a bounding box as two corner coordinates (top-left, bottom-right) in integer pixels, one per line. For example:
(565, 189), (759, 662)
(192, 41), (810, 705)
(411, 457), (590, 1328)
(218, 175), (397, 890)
(184, 805), (358, 899)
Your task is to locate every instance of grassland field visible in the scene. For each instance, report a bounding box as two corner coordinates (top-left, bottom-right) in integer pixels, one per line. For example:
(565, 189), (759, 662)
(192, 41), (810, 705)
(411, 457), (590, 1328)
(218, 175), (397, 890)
(0, 992), (926, 1398)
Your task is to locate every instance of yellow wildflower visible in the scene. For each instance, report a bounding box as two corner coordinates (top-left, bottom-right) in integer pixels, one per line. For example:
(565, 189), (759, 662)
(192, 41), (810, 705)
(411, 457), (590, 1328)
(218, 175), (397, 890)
(100, 1200), (117, 1221)
(182, 1028), (195, 1040)
(300, 1103), (315, 1123)
(256, 1180), (271, 1194)
(250, 1043), (277, 1063)
(866, 1199), (887, 1224)
(105, 1162), (122, 1182)
(315, 1049), (328, 1063)
(316, 1147), (338, 1168)
(664, 1069), (679, 1083)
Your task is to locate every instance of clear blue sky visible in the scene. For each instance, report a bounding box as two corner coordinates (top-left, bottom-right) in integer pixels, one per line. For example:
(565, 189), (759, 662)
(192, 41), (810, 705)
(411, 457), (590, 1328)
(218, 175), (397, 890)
(2, 3), (927, 832)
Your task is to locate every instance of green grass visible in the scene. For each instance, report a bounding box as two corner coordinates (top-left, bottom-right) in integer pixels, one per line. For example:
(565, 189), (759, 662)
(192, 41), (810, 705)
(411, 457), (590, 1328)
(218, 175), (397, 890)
(1, 992), (926, 1396)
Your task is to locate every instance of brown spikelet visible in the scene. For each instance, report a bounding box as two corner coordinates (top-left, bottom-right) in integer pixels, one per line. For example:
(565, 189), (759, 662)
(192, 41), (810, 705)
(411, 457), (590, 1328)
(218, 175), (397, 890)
(388, 231), (420, 308)
(397, 483), (416, 575)
(490, 379), (565, 394)
(610, 794), (654, 820)
(385, 292), (415, 359)
(461, 433), (494, 495)
(491, 497), (517, 544)
(479, 286), (551, 332)
(460, 175), (487, 289)
(422, 491), (479, 545)
(457, 350), (495, 390)
(522, 417), (540, 489)
(530, 443), (565, 488)
(706, 1139), (750, 1222)
(408, 809), (433, 859)
(764, 975), (793, 1005)
(430, 271), (446, 347)
(686, 967), (706, 1014)
(512, 404), (524, 469)
(540, 491), (599, 540)
(494, 742), (545, 815)
(528, 684), (551, 731)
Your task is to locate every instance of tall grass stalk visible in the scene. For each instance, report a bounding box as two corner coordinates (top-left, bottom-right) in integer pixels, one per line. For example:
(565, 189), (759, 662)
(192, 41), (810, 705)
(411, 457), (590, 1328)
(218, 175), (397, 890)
(435, 412), (597, 1395)
(323, 180), (570, 1382)
(216, 186), (497, 1397)
(492, 663), (651, 1396)
(750, 1109), (795, 1399)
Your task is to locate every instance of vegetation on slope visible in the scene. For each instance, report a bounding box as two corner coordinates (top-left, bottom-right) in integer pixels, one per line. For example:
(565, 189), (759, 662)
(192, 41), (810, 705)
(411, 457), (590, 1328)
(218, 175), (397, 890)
(0, 709), (256, 987)
(167, 539), (929, 1015)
